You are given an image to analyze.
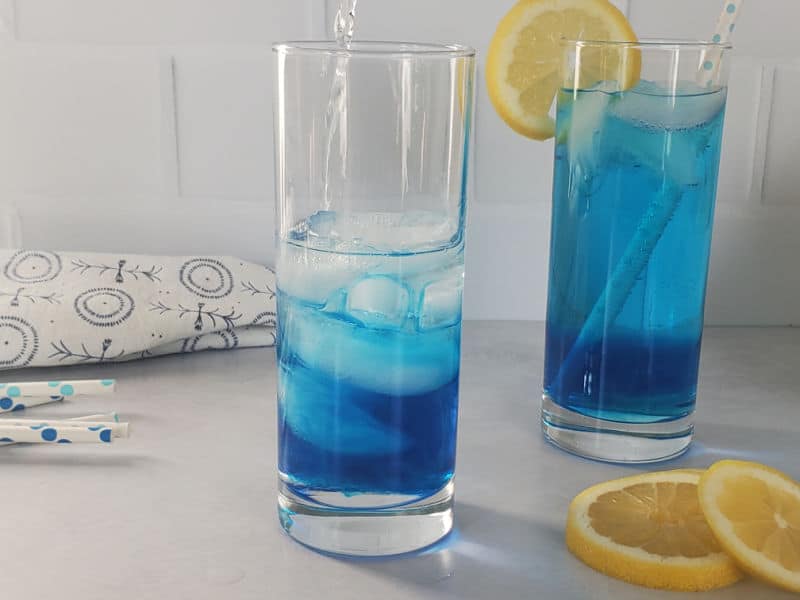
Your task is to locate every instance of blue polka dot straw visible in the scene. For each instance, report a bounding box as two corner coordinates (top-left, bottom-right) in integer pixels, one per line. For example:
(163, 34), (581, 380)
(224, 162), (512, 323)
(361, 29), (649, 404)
(0, 413), (120, 447)
(0, 395), (63, 413)
(0, 379), (116, 413)
(0, 418), (128, 444)
(697, 0), (744, 87)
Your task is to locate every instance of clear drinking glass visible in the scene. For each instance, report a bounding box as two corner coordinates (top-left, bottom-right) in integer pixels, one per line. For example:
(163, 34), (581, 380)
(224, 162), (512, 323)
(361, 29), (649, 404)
(273, 41), (475, 555)
(542, 40), (731, 463)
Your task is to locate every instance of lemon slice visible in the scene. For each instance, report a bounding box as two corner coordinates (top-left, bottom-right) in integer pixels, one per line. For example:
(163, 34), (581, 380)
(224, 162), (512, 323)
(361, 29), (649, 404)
(486, 0), (640, 140)
(699, 460), (800, 593)
(566, 469), (743, 591)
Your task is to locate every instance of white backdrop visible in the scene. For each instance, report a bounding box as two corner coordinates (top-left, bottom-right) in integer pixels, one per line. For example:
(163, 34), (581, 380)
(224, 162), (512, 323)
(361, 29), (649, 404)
(0, 0), (797, 324)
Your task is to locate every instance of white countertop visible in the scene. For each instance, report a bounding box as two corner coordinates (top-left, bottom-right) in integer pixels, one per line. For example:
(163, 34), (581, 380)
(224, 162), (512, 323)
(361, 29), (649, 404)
(2, 322), (798, 600)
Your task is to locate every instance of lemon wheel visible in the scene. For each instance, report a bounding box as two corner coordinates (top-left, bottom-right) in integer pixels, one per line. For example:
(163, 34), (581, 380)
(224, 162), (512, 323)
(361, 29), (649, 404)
(566, 469), (743, 591)
(486, 0), (639, 140)
(699, 460), (800, 593)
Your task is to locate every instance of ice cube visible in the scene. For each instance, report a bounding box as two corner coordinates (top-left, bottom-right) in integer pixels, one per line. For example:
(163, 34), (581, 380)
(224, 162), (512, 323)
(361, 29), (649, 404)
(277, 243), (381, 306)
(345, 275), (411, 329)
(558, 87), (614, 199)
(418, 270), (463, 330)
(610, 80), (726, 130)
(564, 86), (612, 168)
(286, 307), (460, 396)
(290, 209), (457, 254)
(605, 82), (726, 186)
(279, 363), (407, 454)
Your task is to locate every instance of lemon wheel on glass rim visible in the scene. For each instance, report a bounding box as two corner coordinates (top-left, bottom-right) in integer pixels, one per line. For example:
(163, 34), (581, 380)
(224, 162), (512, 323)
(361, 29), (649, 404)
(486, 0), (640, 140)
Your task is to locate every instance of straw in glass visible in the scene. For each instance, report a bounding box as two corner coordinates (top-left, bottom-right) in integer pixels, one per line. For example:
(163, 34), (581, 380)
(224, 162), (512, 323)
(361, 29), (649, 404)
(697, 1), (743, 87)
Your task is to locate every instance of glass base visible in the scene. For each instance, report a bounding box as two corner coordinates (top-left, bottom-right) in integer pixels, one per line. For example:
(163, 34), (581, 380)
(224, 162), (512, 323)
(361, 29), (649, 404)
(541, 394), (693, 463)
(278, 480), (454, 556)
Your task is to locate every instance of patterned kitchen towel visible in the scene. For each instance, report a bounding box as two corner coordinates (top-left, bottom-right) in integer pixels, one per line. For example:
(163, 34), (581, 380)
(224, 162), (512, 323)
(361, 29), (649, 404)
(0, 250), (276, 369)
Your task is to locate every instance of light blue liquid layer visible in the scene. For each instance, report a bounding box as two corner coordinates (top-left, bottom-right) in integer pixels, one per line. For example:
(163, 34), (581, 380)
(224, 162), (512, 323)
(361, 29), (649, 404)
(545, 83), (726, 423)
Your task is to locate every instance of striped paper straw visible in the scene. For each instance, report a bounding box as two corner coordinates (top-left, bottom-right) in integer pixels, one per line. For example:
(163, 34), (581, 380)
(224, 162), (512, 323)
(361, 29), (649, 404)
(0, 418), (128, 438)
(0, 378), (116, 400)
(697, 1), (743, 87)
(0, 413), (119, 447)
(0, 424), (116, 444)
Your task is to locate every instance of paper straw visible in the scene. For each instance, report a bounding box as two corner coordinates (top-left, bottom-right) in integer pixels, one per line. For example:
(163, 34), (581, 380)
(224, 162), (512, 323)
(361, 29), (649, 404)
(0, 413), (119, 447)
(556, 5), (742, 388)
(0, 378), (116, 399)
(0, 394), (64, 413)
(697, 1), (743, 87)
(74, 413), (120, 423)
(0, 424), (114, 444)
(0, 418), (128, 438)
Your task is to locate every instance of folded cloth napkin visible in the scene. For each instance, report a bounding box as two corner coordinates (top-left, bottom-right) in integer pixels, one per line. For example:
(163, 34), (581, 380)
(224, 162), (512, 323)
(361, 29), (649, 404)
(0, 250), (276, 369)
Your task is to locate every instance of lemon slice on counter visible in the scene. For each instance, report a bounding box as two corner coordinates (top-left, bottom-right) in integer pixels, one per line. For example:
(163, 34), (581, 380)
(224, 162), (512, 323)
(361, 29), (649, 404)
(566, 469), (743, 591)
(486, 0), (640, 140)
(699, 460), (800, 593)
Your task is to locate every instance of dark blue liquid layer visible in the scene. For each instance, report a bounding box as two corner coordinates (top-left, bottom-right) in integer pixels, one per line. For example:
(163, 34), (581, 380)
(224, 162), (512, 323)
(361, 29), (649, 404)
(545, 85), (725, 423)
(544, 325), (700, 421)
(278, 358), (458, 497)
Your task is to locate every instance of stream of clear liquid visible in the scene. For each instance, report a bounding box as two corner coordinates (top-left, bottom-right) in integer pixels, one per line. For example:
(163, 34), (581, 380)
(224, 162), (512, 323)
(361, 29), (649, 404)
(323, 0), (358, 208)
(334, 0), (358, 46)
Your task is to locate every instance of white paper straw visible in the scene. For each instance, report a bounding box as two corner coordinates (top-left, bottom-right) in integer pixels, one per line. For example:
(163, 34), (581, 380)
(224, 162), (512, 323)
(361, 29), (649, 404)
(0, 394), (64, 413)
(0, 418), (128, 438)
(697, 1), (743, 86)
(0, 423), (117, 444)
(0, 413), (119, 447)
(74, 413), (119, 423)
(0, 378), (116, 400)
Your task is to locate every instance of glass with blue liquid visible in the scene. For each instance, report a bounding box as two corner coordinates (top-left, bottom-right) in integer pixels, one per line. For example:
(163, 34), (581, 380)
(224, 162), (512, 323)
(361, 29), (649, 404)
(542, 40), (731, 463)
(273, 41), (475, 555)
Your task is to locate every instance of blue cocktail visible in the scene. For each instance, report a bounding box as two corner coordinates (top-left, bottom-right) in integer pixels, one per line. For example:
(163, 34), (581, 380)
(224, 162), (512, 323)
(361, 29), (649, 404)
(278, 212), (462, 502)
(542, 41), (730, 463)
(273, 40), (474, 555)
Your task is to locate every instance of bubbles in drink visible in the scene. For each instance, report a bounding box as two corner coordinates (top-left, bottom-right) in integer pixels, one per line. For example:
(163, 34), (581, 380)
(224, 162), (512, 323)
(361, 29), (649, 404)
(563, 80), (727, 189)
(609, 80), (726, 130)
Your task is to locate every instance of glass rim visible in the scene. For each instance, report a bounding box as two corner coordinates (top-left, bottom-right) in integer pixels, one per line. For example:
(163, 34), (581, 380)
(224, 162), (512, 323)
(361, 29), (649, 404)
(562, 38), (733, 50)
(272, 40), (476, 58)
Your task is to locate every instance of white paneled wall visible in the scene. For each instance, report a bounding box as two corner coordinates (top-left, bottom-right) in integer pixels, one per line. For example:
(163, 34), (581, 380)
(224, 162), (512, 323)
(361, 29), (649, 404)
(174, 52), (274, 200)
(13, 0), (316, 44)
(0, 0), (798, 324)
(0, 49), (162, 198)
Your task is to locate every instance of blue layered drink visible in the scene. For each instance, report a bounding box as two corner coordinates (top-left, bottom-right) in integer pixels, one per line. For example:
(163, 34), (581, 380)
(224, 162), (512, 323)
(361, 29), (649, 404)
(277, 211), (462, 508)
(543, 79), (727, 458)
